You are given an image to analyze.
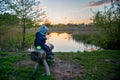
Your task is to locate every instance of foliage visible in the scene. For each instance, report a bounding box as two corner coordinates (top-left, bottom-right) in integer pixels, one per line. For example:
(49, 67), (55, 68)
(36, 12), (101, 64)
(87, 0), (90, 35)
(0, 27), (36, 51)
(93, 6), (120, 49)
(0, 28), (22, 51)
(72, 34), (101, 45)
(0, 0), (8, 13)
(0, 13), (19, 27)
(2, 0), (45, 49)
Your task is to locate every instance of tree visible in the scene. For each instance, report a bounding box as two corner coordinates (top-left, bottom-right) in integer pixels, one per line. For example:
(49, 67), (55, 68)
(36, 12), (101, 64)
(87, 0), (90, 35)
(0, 13), (19, 27)
(4, 0), (46, 49)
(111, 0), (120, 7)
(93, 1), (120, 49)
(0, 0), (7, 13)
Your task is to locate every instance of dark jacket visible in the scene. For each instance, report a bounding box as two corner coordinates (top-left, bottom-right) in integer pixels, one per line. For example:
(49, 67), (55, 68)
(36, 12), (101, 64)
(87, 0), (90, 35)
(34, 32), (47, 48)
(34, 32), (52, 56)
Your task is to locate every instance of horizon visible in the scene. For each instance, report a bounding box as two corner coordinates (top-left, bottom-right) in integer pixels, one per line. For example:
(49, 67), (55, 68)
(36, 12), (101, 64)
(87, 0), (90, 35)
(39, 0), (111, 25)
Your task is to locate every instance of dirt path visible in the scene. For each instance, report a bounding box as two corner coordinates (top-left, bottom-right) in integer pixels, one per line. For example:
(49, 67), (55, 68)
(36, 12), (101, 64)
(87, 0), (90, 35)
(51, 58), (84, 80)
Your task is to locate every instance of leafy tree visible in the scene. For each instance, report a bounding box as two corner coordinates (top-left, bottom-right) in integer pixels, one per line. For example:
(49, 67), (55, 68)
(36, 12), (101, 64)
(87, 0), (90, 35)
(4, 0), (46, 49)
(93, 3), (120, 49)
(0, 13), (19, 27)
(0, 0), (7, 13)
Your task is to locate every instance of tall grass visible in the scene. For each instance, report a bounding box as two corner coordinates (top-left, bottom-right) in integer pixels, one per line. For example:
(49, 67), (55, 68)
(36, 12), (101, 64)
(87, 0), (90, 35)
(0, 28), (35, 51)
(0, 28), (22, 51)
(72, 34), (103, 49)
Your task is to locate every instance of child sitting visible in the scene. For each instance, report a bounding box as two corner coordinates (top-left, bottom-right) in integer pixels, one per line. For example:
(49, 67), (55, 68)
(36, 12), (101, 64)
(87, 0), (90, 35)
(34, 25), (53, 60)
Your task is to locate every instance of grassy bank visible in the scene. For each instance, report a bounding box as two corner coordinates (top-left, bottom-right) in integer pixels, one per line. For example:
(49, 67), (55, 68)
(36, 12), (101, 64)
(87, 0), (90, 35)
(0, 50), (120, 80)
(56, 50), (120, 80)
(72, 34), (100, 44)
(72, 33), (119, 49)
(72, 34), (103, 49)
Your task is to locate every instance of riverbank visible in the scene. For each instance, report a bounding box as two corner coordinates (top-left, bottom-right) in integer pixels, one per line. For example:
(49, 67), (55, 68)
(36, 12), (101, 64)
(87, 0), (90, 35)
(0, 50), (120, 80)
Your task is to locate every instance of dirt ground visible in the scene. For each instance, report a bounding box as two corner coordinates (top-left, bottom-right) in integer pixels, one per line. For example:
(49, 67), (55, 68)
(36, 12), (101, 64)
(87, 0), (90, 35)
(51, 58), (84, 80)
(15, 55), (84, 80)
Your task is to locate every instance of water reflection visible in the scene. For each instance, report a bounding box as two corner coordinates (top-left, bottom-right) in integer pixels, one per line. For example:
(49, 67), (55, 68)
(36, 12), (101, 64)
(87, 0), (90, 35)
(46, 32), (101, 52)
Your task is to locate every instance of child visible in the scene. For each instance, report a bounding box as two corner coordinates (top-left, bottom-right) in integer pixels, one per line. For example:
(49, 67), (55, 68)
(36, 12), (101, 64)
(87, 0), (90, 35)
(34, 25), (53, 60)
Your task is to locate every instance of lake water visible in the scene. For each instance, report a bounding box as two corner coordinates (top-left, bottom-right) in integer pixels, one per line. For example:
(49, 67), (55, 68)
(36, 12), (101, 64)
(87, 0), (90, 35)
(45, 32), (101, 52)
(28, 32), (101, 52)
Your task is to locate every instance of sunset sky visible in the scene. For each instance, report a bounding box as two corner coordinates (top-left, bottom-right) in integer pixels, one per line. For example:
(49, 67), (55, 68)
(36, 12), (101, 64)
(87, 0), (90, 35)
(39, 0), (111, 24)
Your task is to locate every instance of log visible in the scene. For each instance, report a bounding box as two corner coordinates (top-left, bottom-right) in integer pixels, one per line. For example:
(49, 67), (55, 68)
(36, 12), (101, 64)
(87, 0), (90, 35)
(31, 50), (46, 62)
(30, 44), (54, 76)
(43, 59), (50, 76)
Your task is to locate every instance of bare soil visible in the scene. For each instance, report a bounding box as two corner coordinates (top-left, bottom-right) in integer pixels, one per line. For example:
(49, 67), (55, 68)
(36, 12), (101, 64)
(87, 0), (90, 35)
(51, 58), (84, 80)
(14, 56), (84, 80)
(15, 59), (36, 67)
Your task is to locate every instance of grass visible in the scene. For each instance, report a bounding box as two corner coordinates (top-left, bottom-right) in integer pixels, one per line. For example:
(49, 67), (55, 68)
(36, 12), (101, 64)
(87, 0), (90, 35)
(0, 50), (120, 80)
(72, 34), (102, 46)
(0, 51), (55, 80)
(56, 50), (120, 80)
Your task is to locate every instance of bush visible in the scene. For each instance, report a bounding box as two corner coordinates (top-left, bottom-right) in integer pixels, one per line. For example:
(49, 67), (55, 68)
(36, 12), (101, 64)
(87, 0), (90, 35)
(93, 6), (120, 49)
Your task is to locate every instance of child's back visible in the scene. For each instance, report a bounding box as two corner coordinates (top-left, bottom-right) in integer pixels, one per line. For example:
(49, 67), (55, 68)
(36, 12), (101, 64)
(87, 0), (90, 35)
(34, 25), (54, 60)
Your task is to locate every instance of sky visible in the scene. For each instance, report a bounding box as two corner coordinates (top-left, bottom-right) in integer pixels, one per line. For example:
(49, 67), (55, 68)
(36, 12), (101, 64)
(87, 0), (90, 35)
(39, 0), (111, 24)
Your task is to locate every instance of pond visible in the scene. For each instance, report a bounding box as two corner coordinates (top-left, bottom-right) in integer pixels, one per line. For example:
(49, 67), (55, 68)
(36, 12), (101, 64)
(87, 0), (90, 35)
(28, 32), (101, 52)
(46, 32), (101, 52)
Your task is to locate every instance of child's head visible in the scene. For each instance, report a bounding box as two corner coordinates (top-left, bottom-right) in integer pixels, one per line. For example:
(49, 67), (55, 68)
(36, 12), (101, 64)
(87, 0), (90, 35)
(39, 25), (48, 35)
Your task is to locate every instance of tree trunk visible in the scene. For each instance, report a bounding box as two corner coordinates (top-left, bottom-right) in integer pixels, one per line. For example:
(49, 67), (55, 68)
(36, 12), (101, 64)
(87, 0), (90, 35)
(22, 18), (26, 50)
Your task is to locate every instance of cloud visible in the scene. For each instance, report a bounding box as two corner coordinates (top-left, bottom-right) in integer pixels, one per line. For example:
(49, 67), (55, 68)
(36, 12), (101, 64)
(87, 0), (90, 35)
(88, 0), (111, 7)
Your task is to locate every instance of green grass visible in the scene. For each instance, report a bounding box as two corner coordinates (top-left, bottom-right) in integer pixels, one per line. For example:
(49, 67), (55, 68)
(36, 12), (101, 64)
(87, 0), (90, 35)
(55, 50), (120, 80)
(0, 50), (120, 80)
(72, 34), (101, 46)
(0, 51), (55, 80)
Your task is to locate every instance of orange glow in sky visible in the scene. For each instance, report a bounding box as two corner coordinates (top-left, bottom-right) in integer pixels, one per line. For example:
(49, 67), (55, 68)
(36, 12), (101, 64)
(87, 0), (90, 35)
(40, 0), (111, 24)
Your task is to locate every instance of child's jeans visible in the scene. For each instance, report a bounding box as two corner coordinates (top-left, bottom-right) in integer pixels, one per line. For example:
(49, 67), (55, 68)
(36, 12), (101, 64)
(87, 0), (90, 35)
(41, 44), (53, 56)
(35, 44), (54, 60)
